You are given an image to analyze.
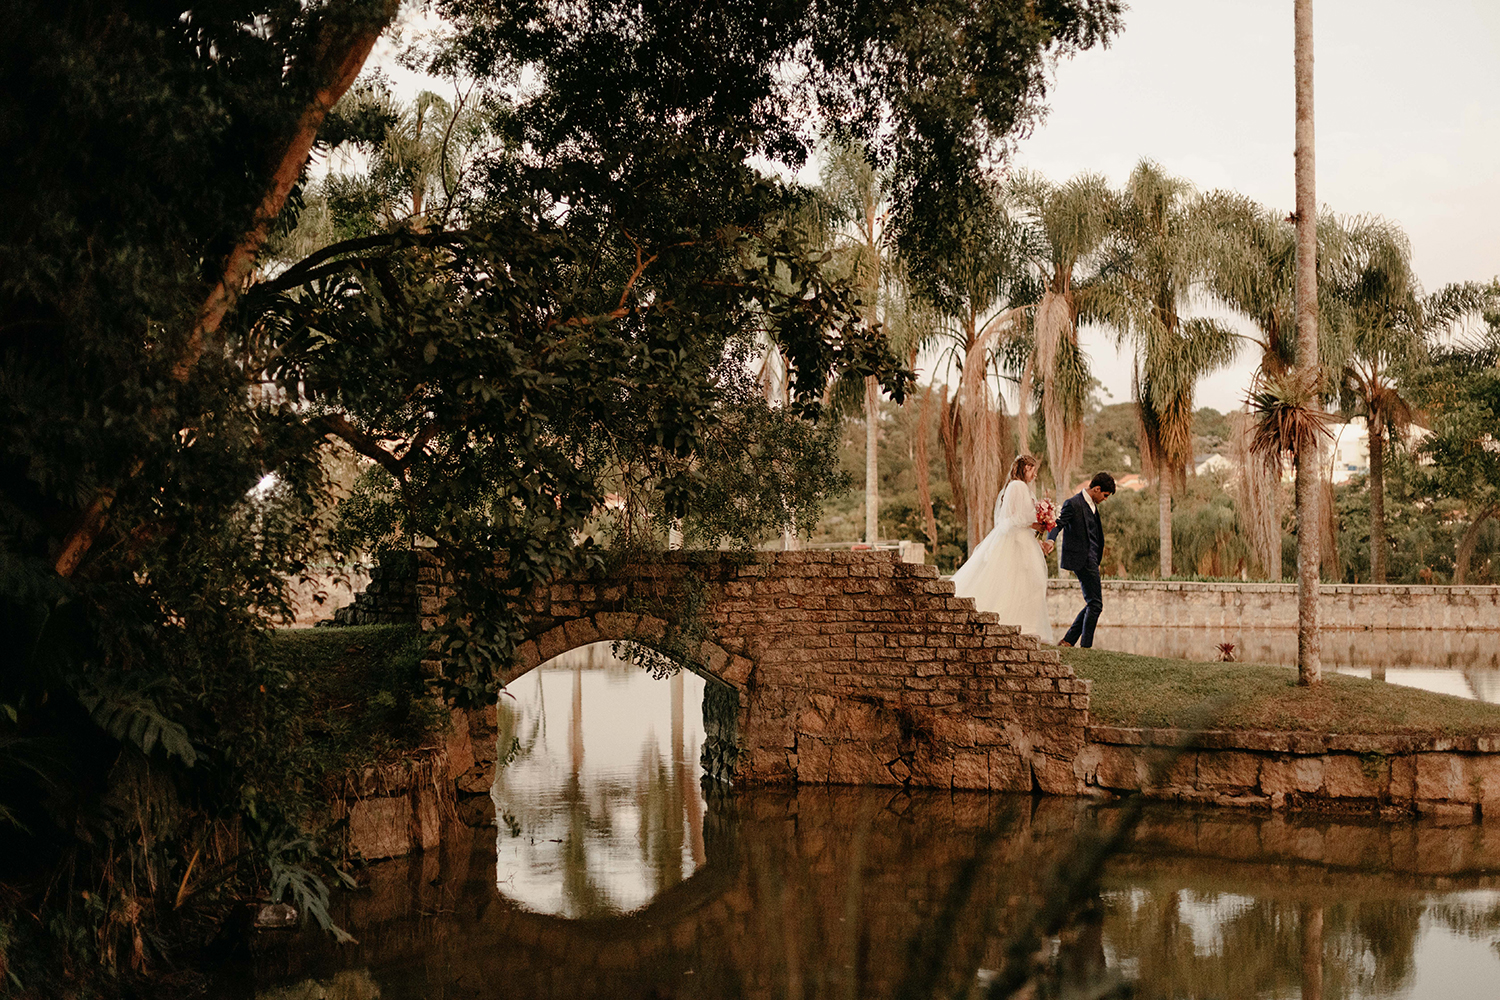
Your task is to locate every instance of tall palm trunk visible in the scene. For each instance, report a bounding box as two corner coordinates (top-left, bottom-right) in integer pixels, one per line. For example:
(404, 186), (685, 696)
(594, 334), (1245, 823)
(1158, 481), (1173, 578)
(939, 387), (967, 537)
(913, 384), (940, 552)
(1368, 418), (1386, 582)
(959, 315), (1012, 549)
(1293, 0), (1322, 685)
(864, 375), (879, 543)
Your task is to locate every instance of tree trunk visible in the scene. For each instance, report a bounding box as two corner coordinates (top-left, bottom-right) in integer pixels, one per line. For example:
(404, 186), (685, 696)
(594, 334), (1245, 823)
(939, 387), (967, 539)
(1454, 506), (1498, 584)
(913, 384), (940, 551)
(53, 0), (400, 579)
(1015, 354), (1035, 458)
(864, 375), (880, 544)
(1158, 478), (1173, 578)
(1368, 420), (1386, 583)
(1293, 0), (1321, 685)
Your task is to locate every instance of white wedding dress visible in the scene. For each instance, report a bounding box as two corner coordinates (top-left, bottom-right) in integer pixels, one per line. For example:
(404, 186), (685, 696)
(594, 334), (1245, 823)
(949, 479), (1053, 642)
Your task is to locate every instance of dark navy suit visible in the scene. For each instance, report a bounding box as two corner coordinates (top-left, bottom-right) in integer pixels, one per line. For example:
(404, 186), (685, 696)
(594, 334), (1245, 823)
(1047, 491), (1104, 647)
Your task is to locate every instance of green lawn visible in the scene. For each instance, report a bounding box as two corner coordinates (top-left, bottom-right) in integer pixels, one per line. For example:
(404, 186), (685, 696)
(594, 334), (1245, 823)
(1063, 647), (1500, 737)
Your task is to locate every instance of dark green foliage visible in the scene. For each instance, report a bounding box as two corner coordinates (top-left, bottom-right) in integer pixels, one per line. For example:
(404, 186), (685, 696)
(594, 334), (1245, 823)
(0, 0), (1123, 982)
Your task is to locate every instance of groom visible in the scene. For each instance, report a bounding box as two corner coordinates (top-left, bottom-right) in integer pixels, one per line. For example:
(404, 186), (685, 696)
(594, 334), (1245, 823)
(1044, 472), (1115, 648)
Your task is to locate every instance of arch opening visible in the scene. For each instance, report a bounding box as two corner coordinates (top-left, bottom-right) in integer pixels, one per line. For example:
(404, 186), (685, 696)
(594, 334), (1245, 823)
(489, 640), (724, 918)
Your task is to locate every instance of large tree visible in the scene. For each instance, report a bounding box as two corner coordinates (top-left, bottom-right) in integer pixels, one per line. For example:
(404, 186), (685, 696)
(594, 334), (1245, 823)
(1328, 218), (1423, 584)
(0, 0), (1124, 976)
(914, 185), (1042, 549)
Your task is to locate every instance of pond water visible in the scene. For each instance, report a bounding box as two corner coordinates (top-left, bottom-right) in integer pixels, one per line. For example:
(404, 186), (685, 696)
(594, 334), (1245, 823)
(1092, 626), (1500, 703)
(234, 643), (1500, 1000)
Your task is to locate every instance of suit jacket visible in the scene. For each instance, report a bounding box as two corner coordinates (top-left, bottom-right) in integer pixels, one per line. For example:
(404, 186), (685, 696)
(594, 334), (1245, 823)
(1047, 491), (1103, 573)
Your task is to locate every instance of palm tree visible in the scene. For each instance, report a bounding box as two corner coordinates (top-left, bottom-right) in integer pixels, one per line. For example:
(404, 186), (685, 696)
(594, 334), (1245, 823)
(1328, 217), (1423, 583)
(1094, 161), (1238, 578)
(1292, 0), (1321, 684)
(820, 144), (894, 545)
(1199, 195), (1357, 581)
(1012, 171), (1112, 496)
(919, 186), (1041, 550)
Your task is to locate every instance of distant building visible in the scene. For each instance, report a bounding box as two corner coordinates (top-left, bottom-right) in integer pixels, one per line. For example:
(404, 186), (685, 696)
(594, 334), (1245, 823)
(1194, 453), (1233, 477)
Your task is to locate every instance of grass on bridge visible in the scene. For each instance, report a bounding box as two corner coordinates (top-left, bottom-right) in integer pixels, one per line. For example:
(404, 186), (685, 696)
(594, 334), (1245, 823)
(1063, 648), (1500, 738)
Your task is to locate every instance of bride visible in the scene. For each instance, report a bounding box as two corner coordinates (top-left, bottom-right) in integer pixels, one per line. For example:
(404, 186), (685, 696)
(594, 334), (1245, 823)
(949, 454), (1054, 642)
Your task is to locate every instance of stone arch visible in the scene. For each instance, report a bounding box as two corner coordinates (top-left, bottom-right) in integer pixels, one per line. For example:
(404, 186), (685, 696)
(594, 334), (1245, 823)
(503, 614), (745, 783)
(349, 548), (1093, 791)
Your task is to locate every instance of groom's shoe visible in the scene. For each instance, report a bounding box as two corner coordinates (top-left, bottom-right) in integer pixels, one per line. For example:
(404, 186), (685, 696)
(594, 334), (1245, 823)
(1057, 640), (1073, 647)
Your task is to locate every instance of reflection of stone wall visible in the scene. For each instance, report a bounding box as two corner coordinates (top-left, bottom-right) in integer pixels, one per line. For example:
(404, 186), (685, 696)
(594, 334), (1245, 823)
(252, 788), (1085, 999)
(1078, 724), (1500, 820)
(418, 550), (1092, 793)
(1048, 579), (1500, 631)
(248, 788), (1500, 1000)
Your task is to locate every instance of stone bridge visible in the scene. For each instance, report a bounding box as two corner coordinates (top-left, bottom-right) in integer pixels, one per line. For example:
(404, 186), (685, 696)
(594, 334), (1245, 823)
(338, 549), (1091, 792)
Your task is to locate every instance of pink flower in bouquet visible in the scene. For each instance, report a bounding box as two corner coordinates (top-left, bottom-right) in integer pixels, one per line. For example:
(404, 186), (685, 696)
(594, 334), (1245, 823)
(1034, 497), (1058, 530)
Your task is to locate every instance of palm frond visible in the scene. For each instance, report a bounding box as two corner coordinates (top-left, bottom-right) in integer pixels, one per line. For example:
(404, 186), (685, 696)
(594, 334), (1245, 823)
(1246, 370), (1337, 470)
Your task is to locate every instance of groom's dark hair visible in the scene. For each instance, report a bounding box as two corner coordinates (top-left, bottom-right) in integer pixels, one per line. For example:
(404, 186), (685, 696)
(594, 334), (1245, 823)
(1089, 472), (1116, 494)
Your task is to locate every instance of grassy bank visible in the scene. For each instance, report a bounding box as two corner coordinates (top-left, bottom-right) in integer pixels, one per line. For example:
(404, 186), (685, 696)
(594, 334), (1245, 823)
(257, 624), (442, 799)
(1063, 648), (1500, 737)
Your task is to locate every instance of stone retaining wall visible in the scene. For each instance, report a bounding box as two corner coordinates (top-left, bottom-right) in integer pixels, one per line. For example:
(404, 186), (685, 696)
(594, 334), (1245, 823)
(1076, 725), (1500, 820)
(327, 704), (500, 861)
(1047, 579), (1500, 630)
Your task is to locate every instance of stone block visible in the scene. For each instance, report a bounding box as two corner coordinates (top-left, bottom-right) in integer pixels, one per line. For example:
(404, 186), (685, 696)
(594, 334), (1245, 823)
(1389, 754), (1418, 802)
(348, 796), (414, 860)
(1322, 754), (1387, 799)
(1416, 753), (1471, 802)
(414, 785), (443, 851)
(827, 742), (901, 786)
(923, 713), (977, 747)
(908, 746), (952, 787)
(444, 711), (475, 781)
(952, 752), (989, 789)
(1259, 756), (1325, 795)
(1031, 754), (1078, 795)
(1469, 755), (1500, 816)
(1195, 751), (1261, 792)
(456, 759), (495, 795)
(988, 751), (1032, 792)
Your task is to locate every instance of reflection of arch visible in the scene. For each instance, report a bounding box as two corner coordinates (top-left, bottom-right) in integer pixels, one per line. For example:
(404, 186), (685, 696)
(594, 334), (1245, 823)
(492, 639), (710, 917)
(286, 793), (1500, 999)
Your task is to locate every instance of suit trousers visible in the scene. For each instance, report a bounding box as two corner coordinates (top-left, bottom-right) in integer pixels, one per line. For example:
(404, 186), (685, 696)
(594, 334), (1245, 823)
(1062, 564), (1103, 648)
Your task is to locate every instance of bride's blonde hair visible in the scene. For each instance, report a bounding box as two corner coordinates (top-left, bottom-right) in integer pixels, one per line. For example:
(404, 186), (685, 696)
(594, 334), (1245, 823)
(1010, 454), (1038, 482)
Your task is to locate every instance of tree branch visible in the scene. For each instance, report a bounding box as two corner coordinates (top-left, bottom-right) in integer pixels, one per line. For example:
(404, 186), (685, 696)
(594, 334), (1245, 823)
(56, 1), (400, 578)
(315, 414), (407, 481)
(173, 0), (402, 383)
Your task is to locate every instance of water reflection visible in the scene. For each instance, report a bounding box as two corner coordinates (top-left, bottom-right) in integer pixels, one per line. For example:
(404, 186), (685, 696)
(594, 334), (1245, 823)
(1094, 626), (1500, 703)
(234, 657), (1500, 1000)
(491, 642), (707, 917)
(239, 792), (1500, 1000)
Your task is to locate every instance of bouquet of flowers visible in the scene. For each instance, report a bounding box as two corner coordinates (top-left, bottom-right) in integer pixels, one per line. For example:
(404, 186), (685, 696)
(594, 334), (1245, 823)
(1034, 497), (1059, 531)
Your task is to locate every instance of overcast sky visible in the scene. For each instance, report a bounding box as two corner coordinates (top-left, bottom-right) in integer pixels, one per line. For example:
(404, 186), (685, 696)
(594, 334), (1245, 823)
(1012, 0), (1500, 411)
